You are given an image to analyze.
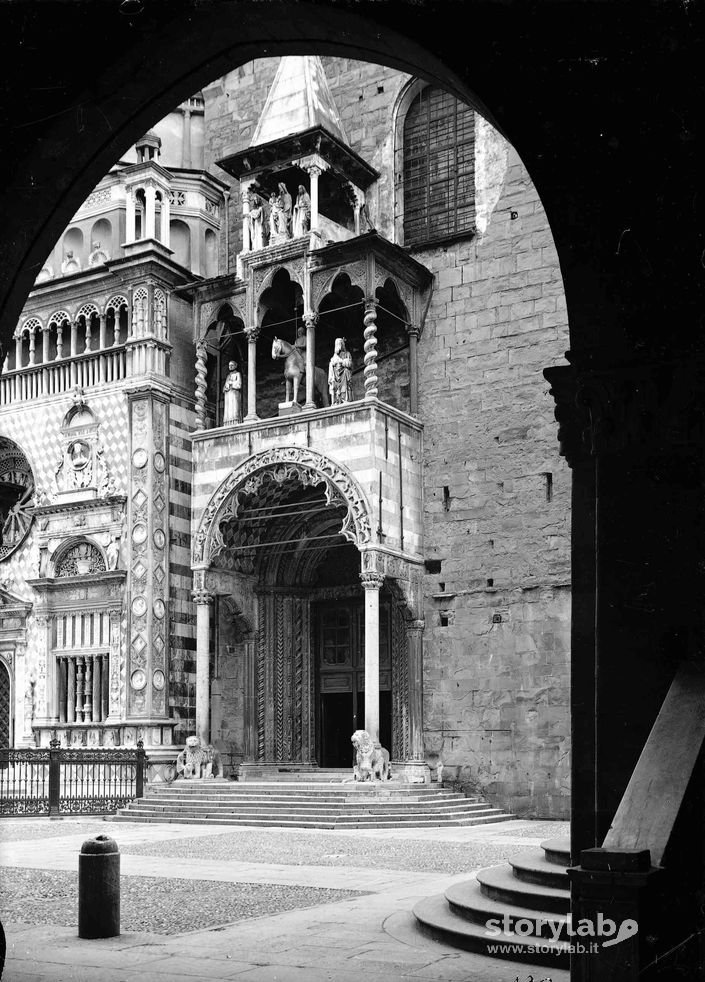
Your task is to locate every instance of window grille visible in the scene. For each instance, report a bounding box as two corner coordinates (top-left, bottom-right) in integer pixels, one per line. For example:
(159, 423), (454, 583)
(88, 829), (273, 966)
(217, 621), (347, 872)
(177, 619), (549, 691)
(403, 86), (476, 246)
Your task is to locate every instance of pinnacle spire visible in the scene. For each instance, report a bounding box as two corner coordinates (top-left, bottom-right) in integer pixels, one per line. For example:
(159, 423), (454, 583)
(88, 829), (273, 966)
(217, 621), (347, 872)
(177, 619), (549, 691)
(250, 56), (348, 148)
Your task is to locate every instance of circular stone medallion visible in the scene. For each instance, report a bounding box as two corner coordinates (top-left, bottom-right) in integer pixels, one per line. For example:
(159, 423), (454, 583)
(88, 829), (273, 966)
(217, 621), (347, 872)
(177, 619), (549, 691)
(132, 523), (147, 545)
(132, 448), (148, 469)
(131, 596), (147, 617)
(153, 598), (165, 619)
(153, 528), (166, 550)
(152, 670), (165, 691)
(130, 669), (146, 691)
(153, 452), (165, 473)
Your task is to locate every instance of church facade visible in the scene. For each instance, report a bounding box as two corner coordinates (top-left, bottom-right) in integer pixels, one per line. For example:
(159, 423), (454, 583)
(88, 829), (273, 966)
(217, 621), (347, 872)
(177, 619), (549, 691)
(0, 56), (570, 817)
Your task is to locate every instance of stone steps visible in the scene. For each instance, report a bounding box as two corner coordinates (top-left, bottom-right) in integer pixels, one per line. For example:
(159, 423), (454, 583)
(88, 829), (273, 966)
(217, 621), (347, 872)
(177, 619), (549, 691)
(113, 779), (513, 829)
(413, 836), (571, 968)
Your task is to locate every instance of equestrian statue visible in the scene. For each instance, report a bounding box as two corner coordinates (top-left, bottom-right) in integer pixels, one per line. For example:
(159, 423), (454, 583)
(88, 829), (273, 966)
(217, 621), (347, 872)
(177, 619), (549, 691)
(271, 336), (330, 406)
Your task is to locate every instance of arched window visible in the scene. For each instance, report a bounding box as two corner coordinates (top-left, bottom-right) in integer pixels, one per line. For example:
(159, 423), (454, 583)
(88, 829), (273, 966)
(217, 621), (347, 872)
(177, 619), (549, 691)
(402, 85), (476, 247)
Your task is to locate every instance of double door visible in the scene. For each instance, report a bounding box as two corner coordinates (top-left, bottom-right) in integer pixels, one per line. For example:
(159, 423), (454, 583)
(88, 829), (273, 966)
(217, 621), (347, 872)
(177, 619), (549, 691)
(316, 600), (391, 767)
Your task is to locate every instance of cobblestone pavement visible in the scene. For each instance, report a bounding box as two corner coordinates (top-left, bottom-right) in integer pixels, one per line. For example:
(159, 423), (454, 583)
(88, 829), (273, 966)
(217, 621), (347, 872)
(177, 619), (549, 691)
(0, 817), (569, 982)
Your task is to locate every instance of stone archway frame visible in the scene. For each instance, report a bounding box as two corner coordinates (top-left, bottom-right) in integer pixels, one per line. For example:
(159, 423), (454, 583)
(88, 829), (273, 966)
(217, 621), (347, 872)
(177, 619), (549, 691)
(193, 446), (374, 566)
(360, 546), (424, 620)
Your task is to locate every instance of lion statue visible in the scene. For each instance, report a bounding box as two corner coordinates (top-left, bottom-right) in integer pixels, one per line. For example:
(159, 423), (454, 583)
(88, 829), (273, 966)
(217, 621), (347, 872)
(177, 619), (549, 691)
(351, 729), (391, 782)
(175, 735), (221, 780)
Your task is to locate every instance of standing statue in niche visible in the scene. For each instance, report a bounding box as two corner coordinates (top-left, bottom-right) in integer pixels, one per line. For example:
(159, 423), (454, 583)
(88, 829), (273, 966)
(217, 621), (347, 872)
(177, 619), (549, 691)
(248, 193), (266, 251)
(223, 360), (243, 424)
(105, 532), (121, 571)
(328, 337), (353, 405)
(268, 192), (279, 241)
(292, 185), (311, 238)
(277, 182), (292, 238)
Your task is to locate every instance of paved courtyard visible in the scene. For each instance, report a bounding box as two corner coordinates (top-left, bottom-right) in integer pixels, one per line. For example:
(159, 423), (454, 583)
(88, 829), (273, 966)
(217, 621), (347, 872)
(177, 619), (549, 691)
(0, 816), (569, 982)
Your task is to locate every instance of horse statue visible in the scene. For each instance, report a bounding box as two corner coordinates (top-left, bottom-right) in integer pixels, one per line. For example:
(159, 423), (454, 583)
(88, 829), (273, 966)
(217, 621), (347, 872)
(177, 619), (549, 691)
(271, 337), (330, 406)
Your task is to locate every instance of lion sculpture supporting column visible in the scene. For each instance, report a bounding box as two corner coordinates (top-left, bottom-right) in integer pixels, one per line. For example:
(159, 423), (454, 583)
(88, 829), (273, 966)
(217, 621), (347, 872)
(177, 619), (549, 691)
(175, 735), (222, 780)
(351, 729), (391, 782)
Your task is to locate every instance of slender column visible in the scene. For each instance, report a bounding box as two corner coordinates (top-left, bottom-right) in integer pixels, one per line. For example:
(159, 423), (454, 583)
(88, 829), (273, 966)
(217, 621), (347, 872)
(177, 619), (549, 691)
(56, 324), (63, 359)
(145, 185), (156, 239)
(100, 653), (109, 721)
(84, 315), (92, 352)
(83, 657), (93, 721)
(70, 321), (78, 358)
(92, 656), (101, 722)
(363, 300), (379, 399)
(182, 107), (192, 169)
(244, 326), (260, 420)
(98, 313), (107, 349)
(75, 657), (85, 722)
(407, 620), (425, 759)
(58, 658), (67, 724)
(307, 164), (322, 236)
(303, 312), (317, 409)
(241, 185), (252, 253)
(125, 188), (135, 242)
(113, 310), (121, 346)
(66, 658), (75, 723)
(360, 571), (384, 744)
(408, 327), (419, 414)
(194, 339), (208, 429)
(193, 589), (213, 744)
(28, 329), (36, 366)
(161, 193), (170, 247)
(15, 334), (23, 369)
(42, 326), (50, 362)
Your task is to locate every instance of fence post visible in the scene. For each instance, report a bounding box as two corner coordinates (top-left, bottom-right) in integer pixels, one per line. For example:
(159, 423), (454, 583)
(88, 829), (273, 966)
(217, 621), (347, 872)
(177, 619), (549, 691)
(135, 740), (146, 799)
(48, 738), (61, 817)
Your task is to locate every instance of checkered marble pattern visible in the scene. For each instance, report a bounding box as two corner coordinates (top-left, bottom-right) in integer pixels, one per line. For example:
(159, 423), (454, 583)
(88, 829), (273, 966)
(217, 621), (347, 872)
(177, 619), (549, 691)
(0, 385), (130, 600)
(0, 385), (130, 496)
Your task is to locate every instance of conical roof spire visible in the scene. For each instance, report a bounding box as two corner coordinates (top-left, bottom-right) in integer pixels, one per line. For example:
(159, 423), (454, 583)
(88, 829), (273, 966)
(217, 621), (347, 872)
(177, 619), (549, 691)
(250, 56), (347, 148)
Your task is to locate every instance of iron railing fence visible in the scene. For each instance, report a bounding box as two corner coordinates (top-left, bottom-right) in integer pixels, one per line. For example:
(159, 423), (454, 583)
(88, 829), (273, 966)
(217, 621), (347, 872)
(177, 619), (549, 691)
(0, 739), (146, 816)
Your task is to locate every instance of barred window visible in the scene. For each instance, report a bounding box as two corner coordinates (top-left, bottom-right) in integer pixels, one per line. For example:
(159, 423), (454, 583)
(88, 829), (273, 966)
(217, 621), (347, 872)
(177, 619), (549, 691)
(403, 86), (475, 247)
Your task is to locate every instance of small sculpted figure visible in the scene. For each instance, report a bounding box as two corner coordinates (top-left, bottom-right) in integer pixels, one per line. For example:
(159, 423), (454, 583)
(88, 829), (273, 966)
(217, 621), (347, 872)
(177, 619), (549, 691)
(328, 337), (353, 405)
(292, 185), (311, 237)
(223, 360), (243, 423)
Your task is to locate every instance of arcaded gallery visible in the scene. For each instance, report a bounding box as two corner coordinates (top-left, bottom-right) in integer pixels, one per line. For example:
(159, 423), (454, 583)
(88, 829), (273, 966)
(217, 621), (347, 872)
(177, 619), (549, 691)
(0, 55), (570, 819)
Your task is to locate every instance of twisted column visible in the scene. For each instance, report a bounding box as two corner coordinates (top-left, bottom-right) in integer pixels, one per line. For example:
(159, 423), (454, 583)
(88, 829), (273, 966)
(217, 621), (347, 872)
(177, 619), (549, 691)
(244, 326), (260, 420)
(363, 300), (379, 400)
(194, 338), (208, 429)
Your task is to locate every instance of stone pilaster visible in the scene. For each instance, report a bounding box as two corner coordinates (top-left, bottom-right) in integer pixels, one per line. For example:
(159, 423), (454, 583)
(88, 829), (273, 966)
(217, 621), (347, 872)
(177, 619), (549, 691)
(126, 390), (170, 720)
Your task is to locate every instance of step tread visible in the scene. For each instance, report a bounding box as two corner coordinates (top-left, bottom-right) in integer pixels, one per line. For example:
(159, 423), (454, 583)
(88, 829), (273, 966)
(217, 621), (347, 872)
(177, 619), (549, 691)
(508, 848), (570, 884)
(112, 814), (514, 828)
(445, 878), (569, 928)
(413, 893), (570, 963)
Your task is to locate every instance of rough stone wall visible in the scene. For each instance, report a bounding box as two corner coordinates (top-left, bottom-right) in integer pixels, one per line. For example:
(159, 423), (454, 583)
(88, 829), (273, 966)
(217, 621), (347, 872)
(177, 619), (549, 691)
(203, 56), (570, 818)
(415, 145), (571, 819)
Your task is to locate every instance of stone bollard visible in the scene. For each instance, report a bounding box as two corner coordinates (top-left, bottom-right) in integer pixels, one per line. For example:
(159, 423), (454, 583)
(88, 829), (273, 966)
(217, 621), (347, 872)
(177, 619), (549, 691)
(78, 834), (120, 939)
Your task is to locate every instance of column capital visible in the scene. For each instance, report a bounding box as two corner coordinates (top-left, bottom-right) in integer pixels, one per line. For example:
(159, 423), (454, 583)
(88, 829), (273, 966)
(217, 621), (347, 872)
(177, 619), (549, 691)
(360, 571), (384, 591)
(364, 298), (377, 313)
(408, 619), (425, 634)
(192, 589), (213, 606)
(244, 325), (261, 343)
(303, 312), (319, 329)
